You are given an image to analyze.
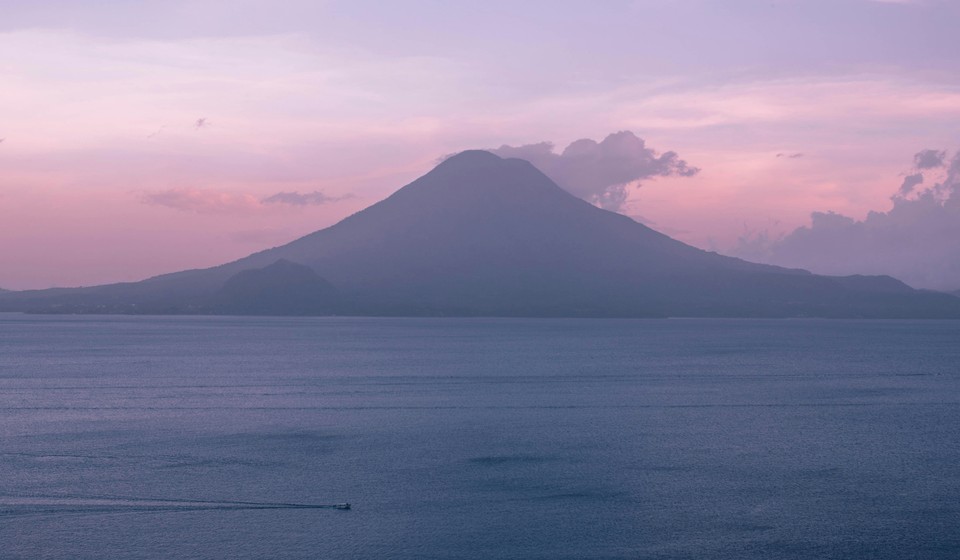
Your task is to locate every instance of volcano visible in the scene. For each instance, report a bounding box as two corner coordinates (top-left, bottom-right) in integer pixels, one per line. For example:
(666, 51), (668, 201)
(3, 150), (959, 317)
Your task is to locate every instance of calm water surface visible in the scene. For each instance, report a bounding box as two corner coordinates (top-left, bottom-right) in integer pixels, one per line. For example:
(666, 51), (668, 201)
(1, 314), (958, 559)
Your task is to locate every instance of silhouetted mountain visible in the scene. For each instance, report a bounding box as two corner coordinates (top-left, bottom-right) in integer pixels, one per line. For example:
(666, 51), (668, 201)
(213, 259), (339, 315)
(3, 150), (960, 317)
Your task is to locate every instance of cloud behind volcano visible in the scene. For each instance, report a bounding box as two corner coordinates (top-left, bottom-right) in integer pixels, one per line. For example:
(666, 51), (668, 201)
(734, 149), (960, 291)
(489, 131), (698, 212)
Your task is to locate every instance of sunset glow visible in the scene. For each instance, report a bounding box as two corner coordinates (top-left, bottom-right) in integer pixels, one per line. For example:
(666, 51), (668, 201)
(2, 0), (958, 289)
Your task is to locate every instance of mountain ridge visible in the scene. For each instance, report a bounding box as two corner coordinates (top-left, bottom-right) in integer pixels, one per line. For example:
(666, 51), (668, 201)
(2, 150), (959, 318)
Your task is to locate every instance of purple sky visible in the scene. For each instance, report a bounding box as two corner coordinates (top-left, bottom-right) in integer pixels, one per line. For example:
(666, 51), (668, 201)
(1, 0), (959, 289)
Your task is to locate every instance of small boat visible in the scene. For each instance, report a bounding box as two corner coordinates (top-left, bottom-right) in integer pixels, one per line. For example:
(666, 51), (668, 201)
(334, 503), (351, 510)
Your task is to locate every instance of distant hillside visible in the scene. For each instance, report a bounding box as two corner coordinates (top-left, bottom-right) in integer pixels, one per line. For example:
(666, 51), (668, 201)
(212, 259), (339, 315)
(3, 150), (960, 318)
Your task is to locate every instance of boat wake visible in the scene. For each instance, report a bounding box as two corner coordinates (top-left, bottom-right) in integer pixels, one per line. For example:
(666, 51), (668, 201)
(0, 495), (350, 517)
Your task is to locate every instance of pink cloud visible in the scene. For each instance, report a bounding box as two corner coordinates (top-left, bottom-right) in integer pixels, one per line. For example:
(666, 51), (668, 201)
(730, 149), (960, 290)
(139, 187), (353, 214)
(139, 187), (263, 214)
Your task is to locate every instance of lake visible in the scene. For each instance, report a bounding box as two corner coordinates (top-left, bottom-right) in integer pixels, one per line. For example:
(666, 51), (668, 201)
(1, 314), (959, 559)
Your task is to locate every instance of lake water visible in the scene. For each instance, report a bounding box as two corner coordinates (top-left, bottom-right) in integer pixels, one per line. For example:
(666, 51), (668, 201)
(1, 314), (959, 559)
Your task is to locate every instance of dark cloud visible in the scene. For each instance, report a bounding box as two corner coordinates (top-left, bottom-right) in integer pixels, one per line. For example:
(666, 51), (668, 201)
(898, 173), (924, 196)
(733, 150), (960, 291)
(913, 149), (946, 170)
(948, 151), (960, 185)
(194, 118), (209, 130)
(488, 131), (699, 212)
(261, 190), (350, 206)
(776, 152), (804, 159)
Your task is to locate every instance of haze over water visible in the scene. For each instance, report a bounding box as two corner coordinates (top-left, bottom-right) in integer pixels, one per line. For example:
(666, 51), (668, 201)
(2, 314), (958, 559)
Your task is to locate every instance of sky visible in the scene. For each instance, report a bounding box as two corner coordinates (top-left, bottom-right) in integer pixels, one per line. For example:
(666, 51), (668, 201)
(1, 0), (959, 290)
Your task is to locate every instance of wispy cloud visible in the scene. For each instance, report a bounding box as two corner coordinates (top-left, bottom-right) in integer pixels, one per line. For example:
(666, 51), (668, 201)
(140, 187), (352, 214)
(139, 187), (263, 214)
(261, 190), (352, 206)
